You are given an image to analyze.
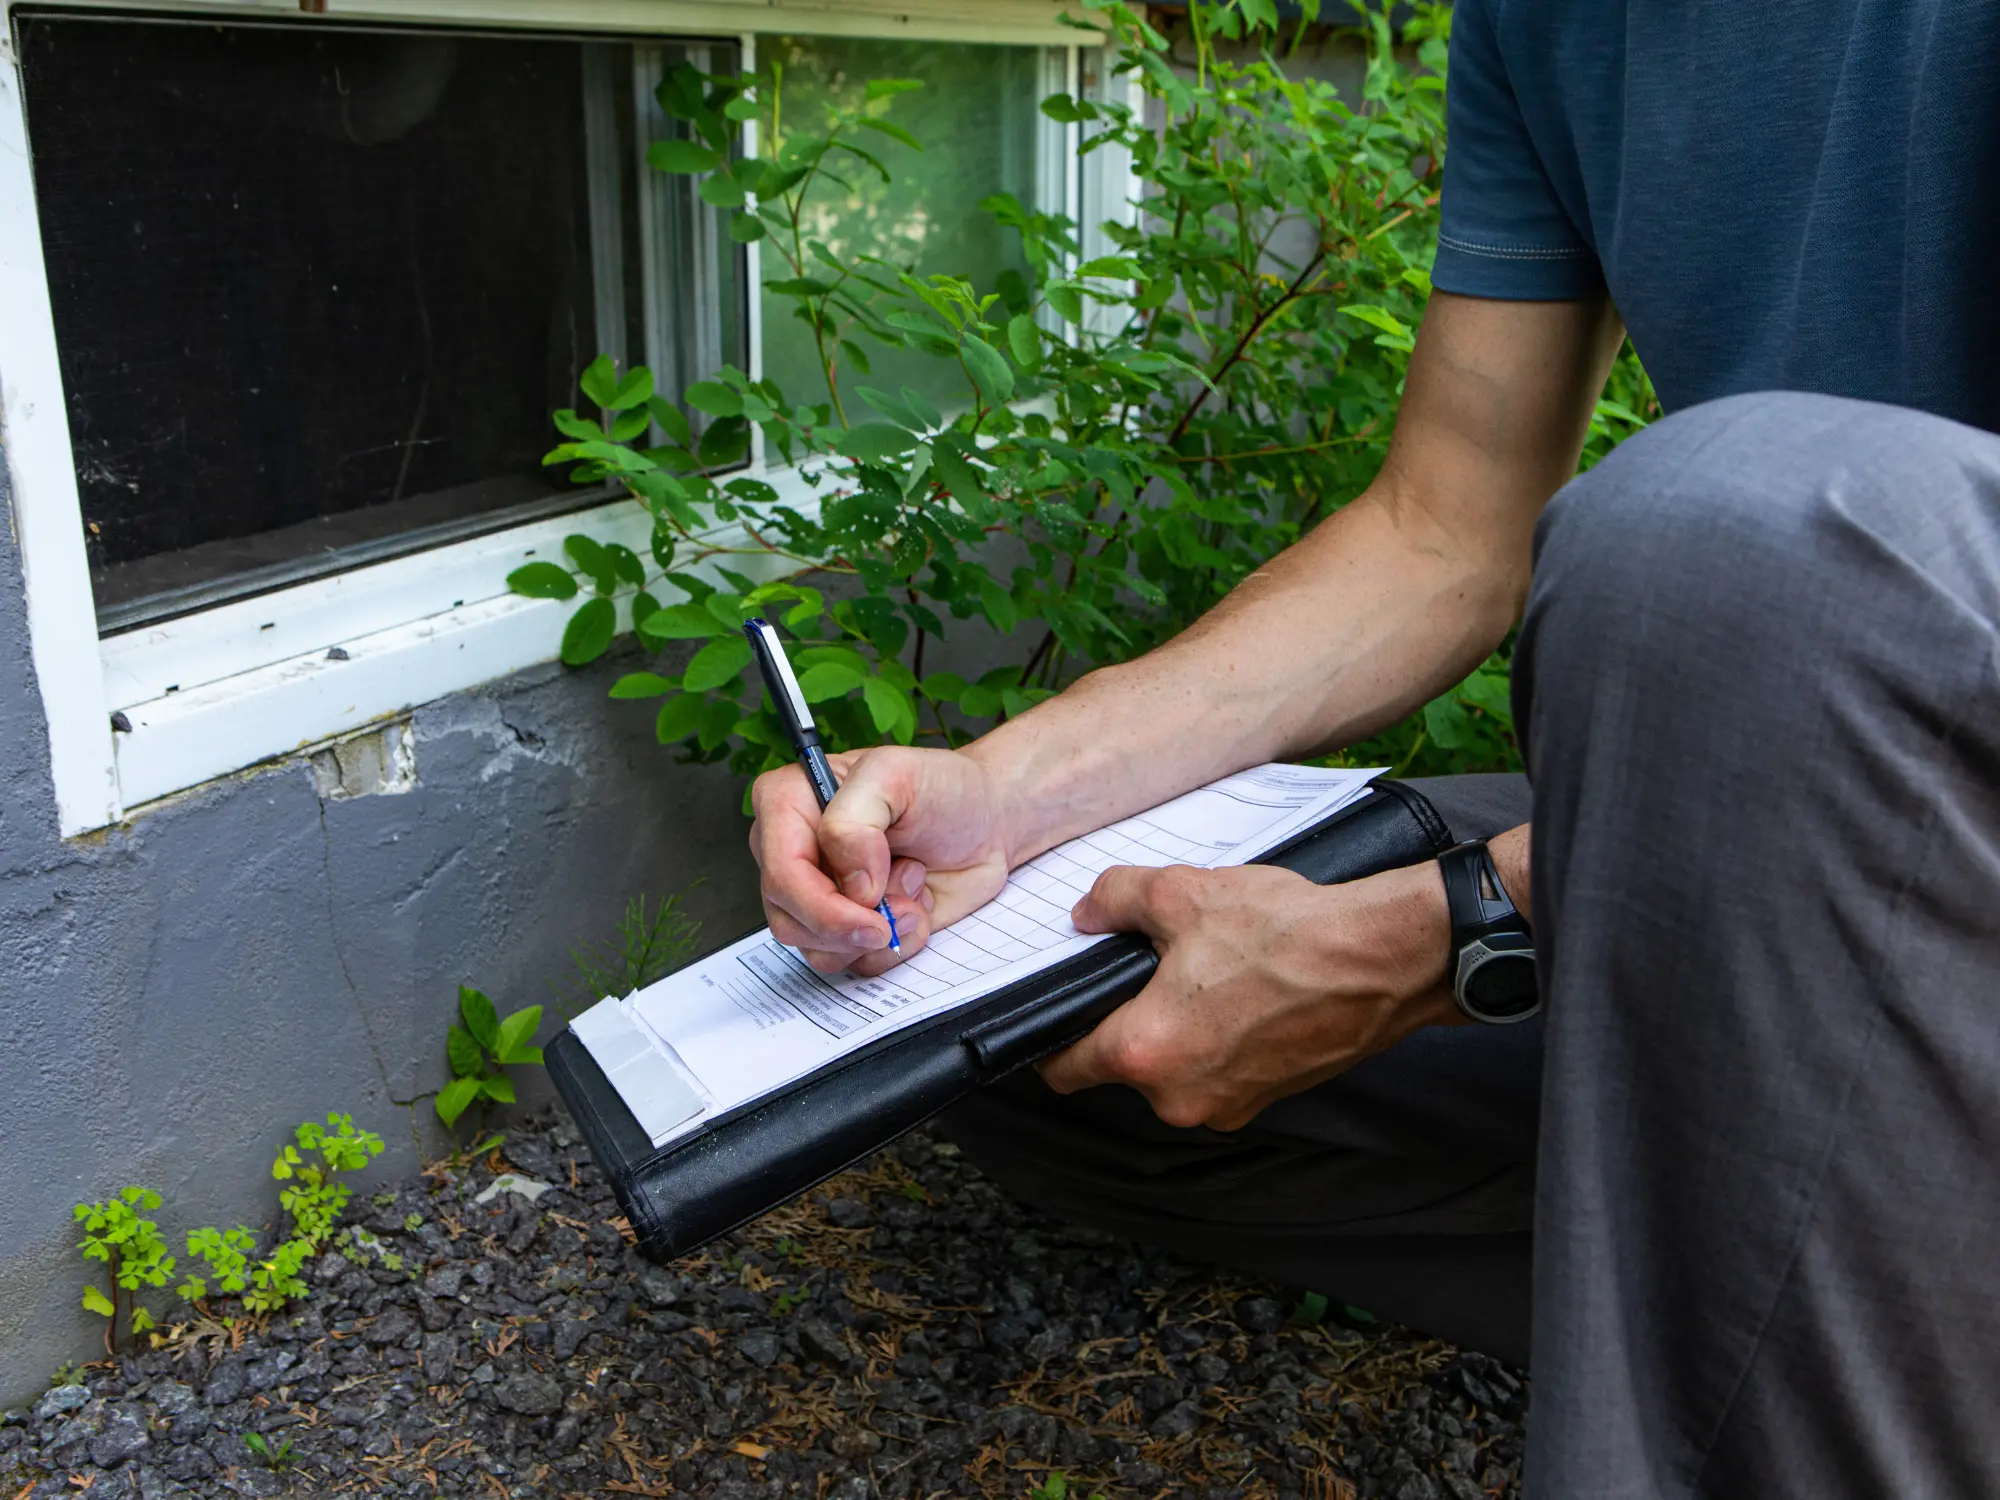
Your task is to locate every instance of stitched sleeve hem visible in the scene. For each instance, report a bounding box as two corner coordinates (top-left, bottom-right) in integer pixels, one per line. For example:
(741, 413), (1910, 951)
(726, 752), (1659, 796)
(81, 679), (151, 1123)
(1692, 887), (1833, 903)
(1432, 235), (1607, 300)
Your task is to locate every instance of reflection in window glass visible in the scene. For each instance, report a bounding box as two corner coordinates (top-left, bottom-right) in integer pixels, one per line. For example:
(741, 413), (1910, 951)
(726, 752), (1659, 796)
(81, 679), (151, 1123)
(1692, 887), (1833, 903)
(757, 37), (1043, 413)
(18, 13), (741, 629)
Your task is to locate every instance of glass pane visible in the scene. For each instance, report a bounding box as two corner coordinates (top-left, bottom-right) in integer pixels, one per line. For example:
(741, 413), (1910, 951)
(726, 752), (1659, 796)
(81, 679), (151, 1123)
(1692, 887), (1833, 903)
(758, 37), (1043, 414)
(15, 13), (741, 629)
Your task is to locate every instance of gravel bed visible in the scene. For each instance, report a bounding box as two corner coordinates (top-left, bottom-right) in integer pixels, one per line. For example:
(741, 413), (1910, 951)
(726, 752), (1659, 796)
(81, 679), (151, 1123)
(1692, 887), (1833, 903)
(1, 1106), (1527, 1500)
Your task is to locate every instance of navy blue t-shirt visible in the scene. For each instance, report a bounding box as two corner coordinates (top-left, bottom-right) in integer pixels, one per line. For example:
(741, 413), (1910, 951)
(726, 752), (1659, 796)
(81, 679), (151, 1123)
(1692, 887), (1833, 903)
(1433, 1), (2000, 433)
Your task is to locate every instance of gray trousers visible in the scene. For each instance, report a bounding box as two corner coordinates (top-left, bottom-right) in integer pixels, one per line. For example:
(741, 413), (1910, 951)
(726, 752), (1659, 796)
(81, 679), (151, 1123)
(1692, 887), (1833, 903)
(943, 391), (2000, 1497)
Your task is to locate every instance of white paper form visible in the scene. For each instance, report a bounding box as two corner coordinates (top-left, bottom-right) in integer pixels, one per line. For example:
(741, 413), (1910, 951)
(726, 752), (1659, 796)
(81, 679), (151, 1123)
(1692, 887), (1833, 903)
(573, 763), (1381, 1146)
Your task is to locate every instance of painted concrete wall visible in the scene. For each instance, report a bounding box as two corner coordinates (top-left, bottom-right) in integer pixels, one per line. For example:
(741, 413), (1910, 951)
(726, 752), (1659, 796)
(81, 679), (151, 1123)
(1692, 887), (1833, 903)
(0, 453), (767, 1404)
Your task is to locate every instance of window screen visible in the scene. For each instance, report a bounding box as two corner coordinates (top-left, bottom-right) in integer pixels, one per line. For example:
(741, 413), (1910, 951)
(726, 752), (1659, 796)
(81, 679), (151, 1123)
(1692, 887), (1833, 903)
(757, 37), (1044, 414)
(15, 12), (743, 630)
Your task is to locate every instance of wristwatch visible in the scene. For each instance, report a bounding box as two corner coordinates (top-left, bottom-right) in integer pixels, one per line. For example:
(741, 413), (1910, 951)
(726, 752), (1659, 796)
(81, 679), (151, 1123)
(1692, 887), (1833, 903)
(1438, 839), (1539, 1025)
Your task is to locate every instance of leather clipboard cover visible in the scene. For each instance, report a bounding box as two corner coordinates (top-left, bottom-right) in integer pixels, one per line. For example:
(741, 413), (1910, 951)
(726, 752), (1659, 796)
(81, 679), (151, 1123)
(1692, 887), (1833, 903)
(546, 780), (1454, 1265)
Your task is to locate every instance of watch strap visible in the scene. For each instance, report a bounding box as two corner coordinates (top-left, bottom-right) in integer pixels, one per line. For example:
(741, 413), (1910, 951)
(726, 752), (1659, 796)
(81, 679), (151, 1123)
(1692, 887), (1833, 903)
(1438, 839), (1530, 987)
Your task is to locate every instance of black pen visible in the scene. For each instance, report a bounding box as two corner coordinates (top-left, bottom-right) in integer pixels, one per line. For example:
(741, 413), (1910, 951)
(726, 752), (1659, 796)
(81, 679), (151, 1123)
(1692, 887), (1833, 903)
(744, 617), (902, 955)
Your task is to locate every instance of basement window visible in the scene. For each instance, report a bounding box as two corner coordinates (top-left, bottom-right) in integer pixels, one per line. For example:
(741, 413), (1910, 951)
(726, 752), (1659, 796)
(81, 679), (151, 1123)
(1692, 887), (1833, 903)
(15, 10), (745, 632)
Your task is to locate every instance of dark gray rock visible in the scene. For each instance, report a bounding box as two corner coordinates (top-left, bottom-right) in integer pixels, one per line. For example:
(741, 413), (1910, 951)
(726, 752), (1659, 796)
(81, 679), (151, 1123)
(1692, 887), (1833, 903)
(491, 1373), (563, 1416)
(737, 1330), (780, 1367)
(35, 1385), (90, 1421)
(1235, 1295), (1283, 1334)
(364, 1307), (417, 1348)
(421, 1332), (458, 1383)
(88, 1406), (152, 1467)
(1023, 1323), (1074, 1364)
(635, 1267), (681, 1308)
(201, 1359), (247, 1407)
(552, 1319), (593, 1362)
(1149, 1399), (1200, 1439)
(826, 1197), (874, 1229)
(796, 1318), (849, 1367)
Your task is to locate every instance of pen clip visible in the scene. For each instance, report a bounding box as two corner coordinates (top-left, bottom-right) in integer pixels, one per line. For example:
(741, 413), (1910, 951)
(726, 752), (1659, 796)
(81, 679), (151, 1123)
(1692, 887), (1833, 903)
(744, 617), (818, 744)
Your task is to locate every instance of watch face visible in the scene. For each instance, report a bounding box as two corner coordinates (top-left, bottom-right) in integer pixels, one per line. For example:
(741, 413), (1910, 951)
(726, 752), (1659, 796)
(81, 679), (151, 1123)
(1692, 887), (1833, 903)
(1461, 950), (1539, 1023)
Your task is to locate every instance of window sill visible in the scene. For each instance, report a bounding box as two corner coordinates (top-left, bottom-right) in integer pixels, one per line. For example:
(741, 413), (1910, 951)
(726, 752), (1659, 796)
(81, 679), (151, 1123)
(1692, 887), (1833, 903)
(103, 470), (818, 818)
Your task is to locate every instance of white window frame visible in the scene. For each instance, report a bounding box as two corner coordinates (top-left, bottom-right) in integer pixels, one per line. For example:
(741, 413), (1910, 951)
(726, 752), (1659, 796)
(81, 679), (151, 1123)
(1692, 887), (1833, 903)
(1, 0), (1128, 835)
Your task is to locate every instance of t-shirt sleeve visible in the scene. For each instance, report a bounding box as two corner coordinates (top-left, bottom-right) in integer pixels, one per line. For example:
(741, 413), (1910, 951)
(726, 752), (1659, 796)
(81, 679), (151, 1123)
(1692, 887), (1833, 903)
(1433, 0), (1606, 300)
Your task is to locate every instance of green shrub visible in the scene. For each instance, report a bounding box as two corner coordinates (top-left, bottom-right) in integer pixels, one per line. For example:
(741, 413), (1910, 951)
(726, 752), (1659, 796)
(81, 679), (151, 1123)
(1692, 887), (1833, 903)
(514, 0), (1651, 785)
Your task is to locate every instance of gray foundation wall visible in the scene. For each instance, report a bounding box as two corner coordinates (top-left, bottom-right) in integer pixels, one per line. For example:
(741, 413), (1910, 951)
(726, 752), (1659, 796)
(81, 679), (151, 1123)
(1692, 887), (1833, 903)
(0, 455), (766, 1405)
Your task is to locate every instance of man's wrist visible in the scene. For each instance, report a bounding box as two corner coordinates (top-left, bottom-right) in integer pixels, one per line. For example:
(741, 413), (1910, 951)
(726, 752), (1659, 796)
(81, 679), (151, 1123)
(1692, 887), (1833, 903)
(1349, 858), (1461, 1030)
(1486, 823), (1533, 923)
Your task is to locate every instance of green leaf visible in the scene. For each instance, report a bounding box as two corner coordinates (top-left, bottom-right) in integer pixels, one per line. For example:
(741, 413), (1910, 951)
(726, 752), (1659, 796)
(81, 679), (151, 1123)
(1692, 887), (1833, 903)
(1044, 282), (1084, 325)
(796, 662), (865, 702)
(920, 671), (967, 702)
(82, 1285), (115, 1318)
(682, 635), (753, 692)
(855, 116), (922, 152)
(1423, 695), (1475, 750)
(447, 1024), (484, 1079)
(578, 354), (619, 407)
(833, 422), (918, 465)
(606, 366), (654, 411)
(1076, 255), (1140, 280)
(479, 1073), (517, 1105)
(647, 139), (721, 174)
(856, 387), (924, 432)
(861, 676), (915, 740)
(729, 214), (767, 243)
(610, 671), (677, 699)
(864, 78), (924, 101)
(685, 381), (744, 418)
(698, 174), (746, 208)
(977, 576), (1019, 633)
(605, 542), (647, 587)
(641, 602), (728, 641)
(507, 562), (578, 600)
(562, 597), (617, 666)
(565, 535), (619, 595)
(435, 1077), (480, 1128)
(1006, 314), (1041, 369)
(459, 986), (500, 1051)
(494, 1006), (543, 1065)
(654, 694), (706, 744)
(1339, 303), (1412, 339)
(900, 386), (942, 430)
(960, 338), (1014, 406)
(646, 397), (694, 448)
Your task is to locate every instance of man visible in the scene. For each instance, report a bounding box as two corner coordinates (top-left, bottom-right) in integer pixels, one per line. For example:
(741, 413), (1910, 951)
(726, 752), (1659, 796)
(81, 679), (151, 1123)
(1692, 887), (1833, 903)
(750, 3), (2000, 1494)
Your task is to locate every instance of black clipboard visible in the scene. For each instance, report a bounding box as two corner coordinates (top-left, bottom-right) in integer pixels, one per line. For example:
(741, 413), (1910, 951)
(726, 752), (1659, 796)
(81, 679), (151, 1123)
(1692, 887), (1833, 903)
(546, 780), (1455, 1264)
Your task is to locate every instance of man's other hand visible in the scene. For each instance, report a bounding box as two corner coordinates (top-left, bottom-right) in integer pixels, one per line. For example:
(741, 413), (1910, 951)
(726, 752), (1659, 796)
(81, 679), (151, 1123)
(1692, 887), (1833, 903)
(1039, 860), (1465, 1130)
(749, 746), (1012, 976)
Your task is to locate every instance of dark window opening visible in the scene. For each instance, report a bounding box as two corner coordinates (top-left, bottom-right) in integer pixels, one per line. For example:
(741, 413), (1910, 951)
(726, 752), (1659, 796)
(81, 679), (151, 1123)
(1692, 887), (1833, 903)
(15, 11), (742, 631)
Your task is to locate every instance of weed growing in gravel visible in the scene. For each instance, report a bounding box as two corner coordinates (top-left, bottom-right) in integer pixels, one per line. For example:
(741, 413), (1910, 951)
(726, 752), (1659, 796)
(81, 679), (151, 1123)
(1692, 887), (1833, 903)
(437, 984), (545, 1136)
(243, 1431), (297, 1470)
(568, 889), (704, 1012)
(73, 1186), (175, 1350)
(73, 1110), (387, 1359)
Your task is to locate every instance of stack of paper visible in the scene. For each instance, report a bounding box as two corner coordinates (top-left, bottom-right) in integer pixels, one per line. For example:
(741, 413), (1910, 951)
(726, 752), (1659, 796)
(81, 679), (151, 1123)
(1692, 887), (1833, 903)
(571, 763), (1382, 1147)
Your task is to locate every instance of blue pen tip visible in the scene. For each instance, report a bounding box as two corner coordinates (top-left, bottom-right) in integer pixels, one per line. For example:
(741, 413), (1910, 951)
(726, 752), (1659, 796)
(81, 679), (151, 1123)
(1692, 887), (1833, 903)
(881, 900), (902, 954)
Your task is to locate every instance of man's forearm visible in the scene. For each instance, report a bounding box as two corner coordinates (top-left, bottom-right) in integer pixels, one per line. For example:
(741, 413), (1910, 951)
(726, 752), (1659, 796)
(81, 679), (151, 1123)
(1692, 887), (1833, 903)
(966, 480), (1521, 864)
(965, 292), (1625, 868)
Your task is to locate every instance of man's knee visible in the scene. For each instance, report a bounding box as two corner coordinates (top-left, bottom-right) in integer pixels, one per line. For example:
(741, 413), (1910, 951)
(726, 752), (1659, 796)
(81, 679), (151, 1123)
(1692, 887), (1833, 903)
(1522, 391), (2000, 690)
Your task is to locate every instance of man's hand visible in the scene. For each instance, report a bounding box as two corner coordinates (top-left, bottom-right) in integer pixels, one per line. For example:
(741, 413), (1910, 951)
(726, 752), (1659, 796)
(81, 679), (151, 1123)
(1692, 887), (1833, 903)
(1038, 859), (1465, 1130)
(749, 745), (1013, 976)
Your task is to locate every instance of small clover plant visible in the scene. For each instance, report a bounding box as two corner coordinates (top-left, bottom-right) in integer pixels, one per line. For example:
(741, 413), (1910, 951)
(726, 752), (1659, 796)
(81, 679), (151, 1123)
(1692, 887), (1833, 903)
(437, 985), (544, 1131)
(74, 1186), (175, 1349)
(273, 1112), (386, 1247)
